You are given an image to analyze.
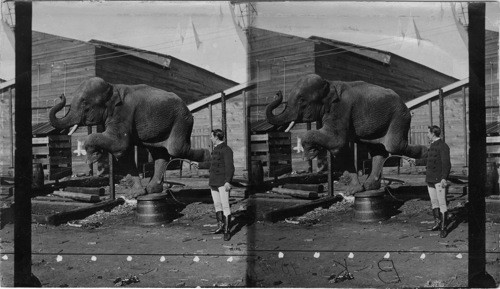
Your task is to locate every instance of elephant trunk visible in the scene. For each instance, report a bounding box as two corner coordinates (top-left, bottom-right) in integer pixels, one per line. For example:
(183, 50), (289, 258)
(49, 94), (80, 130)
(265, 92), (296, 127)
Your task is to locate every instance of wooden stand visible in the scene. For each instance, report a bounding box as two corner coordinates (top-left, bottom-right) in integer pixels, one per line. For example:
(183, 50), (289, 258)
(32, 135), (72, 180)
(250, 132), (292, 178)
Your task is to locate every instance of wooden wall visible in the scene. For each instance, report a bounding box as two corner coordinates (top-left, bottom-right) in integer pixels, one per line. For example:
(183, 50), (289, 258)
(410, 88), (469, 169)
(31, 31), (98, 176)
(315, 43), (457, 102)
(32, 31), (96, 124)
(0, 85), (15, 174)
(191, 93), (247, 176)
(247, 28), (317, 172)
(95, 46), (237, 105)
(485, 30), (499, 126)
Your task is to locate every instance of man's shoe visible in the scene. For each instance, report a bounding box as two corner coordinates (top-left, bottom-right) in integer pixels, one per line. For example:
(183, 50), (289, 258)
(211, 211), (224, 234)
(440, 211), (447, 238)
(224, 214), (231, 241)
(427, 208), (441, 231)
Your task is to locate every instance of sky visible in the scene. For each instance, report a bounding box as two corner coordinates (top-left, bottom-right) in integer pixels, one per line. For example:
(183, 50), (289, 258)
(1, 1), (499, 83)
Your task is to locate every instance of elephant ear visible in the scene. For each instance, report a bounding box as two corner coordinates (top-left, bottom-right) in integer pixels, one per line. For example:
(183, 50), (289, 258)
(321, 80), (344, 113)
(107, 84), (124, 107)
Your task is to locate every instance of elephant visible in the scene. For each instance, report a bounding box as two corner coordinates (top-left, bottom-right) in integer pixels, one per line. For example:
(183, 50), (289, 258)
(266, 73), (427, 195)
(49, 77), (209, 197)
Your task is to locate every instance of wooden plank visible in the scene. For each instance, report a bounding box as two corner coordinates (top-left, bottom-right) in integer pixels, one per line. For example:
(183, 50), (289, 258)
(32, 137), (49, 144)
(269, 153), (292, 162)
(487, 136), (500, 143)
(264, 195), (343, 222)
(251, 143), (270, 152)
(33, 198), (125, 226)
(52, 191), (101, 202)
(271, 187), (320, 199)
(269, 165), (292, 177)
(282, 183), (325, 193)
(64, 187), (105, 196)
(32, 146), (49, 155)
(48, 167), (72, 181)
(32, 199), (93, 207)
(487, 145), (500, 154)
(251, 134), (270, 141)
(250, 192), (294, 199)
(268, 139), (291, 146)
(33, 156), (72, 166)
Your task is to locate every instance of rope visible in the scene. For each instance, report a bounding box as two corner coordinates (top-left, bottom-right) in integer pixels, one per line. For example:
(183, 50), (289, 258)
(380, 155), (416, 202)
(163, 158), (198, 205)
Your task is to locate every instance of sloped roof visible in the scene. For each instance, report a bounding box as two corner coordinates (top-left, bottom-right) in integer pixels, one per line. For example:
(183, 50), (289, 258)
(32, 122), (69, 136)
(89, 39), (237, 86)
(309, 35), (391, 64)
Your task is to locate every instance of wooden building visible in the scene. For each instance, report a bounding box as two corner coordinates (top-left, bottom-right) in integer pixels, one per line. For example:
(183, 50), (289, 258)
(0, 80), (15, 174)
(409, 30), (498, 164)
(246, 27), (458, 172)
(1, 31), (237, 177)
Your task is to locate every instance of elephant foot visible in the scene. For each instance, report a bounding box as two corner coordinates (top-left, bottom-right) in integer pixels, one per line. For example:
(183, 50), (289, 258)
(363, 179), (382, 191)
(146, 181), (164, 195)
(125, 187), (147, 199)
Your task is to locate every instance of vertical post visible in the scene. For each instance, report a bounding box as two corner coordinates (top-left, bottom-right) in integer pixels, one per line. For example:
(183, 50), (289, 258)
(221, 92), (227, 141)
(327, 151), (334, 197)
(306, 122), (312, 172)
(14, 1), (36, 287)
(467, 3), (488, 287)
(439, 88), (445, 142)
(209, 103), (213, 138)
(428, 99), (433, 125)
(462, 86), (468, 167)
(9, 87), (14, 167)
(354, 142), (358, 173)
(88, 126), (93, 176)
(109, 154), (115, 200)
(243, 91), (251, 183)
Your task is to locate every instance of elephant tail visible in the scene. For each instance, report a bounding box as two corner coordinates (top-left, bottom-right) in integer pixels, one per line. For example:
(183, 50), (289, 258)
(403, 144), (428, 159)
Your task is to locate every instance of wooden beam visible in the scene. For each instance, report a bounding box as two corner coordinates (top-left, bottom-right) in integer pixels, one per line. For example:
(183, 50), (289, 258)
(187, 81), (256, 113)
(34, 198), (125, 226)
(52, 191), (102, 202)
(271, 187), (320, 199)
(406, 78), (469, 109)
(439, 88), (445, 142)
(264, 195), (343, 222)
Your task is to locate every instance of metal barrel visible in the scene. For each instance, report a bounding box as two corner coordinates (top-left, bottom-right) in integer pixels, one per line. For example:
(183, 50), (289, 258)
(32, 163), (44, 190)
(136, 193), (174, 225)
(353, 190), (387, 222)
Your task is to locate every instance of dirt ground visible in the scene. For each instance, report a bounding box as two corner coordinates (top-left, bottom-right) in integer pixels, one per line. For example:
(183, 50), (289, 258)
(1, 169), (499, 287)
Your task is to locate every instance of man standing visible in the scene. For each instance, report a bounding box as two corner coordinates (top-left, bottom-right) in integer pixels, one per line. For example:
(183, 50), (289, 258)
(424, 125), (451, 238)
(193, 129), (235, 241)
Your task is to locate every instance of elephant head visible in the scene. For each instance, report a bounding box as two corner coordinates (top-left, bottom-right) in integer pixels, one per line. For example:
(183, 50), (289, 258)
(266, 74), (339, 132)
(49, 77), (116, 133)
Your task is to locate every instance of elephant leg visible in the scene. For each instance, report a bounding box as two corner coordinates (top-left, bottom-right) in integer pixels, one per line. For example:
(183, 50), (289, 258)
(364, 143), (389, 191)
(146, 147), (169, 195)
(301, 129), (345, 160)
(165, 116), (209, 162)
(117, 147), (145, 198)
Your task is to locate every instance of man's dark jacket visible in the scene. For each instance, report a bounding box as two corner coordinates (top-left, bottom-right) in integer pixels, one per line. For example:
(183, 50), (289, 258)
(198, 142), (235, 187)
(425, 138), (451, 184)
